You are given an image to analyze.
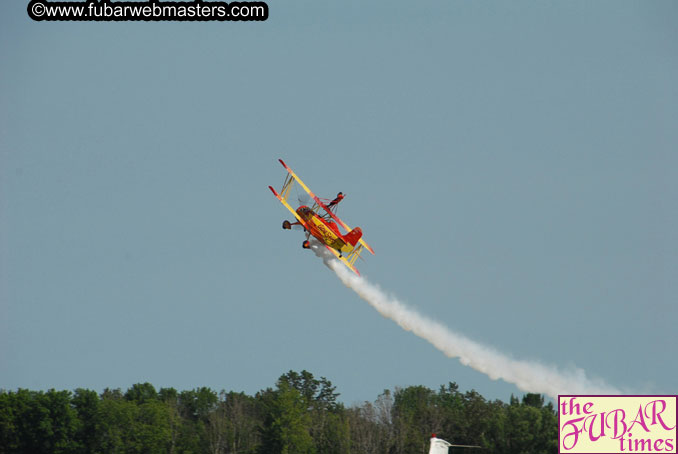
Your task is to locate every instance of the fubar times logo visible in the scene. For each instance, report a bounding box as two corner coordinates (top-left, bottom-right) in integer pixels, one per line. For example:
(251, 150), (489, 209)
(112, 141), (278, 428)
(559, 396), (677, 453)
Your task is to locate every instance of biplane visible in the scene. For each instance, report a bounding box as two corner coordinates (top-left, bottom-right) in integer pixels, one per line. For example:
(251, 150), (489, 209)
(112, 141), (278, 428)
(268, 159), (374, 275)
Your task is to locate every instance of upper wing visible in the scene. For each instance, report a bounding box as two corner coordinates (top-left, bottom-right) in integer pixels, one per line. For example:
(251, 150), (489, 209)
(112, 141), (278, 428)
(277, 159), (375, 255)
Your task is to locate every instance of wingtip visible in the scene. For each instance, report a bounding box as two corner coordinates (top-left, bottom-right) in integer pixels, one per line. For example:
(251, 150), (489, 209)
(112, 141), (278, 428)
(362, 242), (376, 255)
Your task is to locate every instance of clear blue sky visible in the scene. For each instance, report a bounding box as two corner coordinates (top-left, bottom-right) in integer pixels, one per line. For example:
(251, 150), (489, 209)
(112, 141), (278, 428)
(1, 1), (676, 405)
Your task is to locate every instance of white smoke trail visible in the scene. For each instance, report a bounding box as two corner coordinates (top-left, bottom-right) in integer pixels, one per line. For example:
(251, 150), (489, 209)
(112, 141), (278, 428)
(311, 242), (619, 399)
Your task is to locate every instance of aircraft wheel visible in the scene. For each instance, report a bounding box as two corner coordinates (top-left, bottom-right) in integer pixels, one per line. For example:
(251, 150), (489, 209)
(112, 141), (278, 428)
(302, 240), (310, 249)
(282, 220), (291, 230)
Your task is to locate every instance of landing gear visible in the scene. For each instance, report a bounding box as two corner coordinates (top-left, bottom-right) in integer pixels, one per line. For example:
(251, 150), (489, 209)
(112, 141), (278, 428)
(302, 240), (311, 249)
(282, 220), (291, 230)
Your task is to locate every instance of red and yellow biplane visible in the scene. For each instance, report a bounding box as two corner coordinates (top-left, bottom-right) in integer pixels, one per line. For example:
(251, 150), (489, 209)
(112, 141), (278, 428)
(269, 159), (374, 275)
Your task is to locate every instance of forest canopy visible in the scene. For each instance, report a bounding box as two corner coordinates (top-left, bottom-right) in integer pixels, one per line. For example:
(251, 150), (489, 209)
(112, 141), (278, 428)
(0, 370), (557, 454)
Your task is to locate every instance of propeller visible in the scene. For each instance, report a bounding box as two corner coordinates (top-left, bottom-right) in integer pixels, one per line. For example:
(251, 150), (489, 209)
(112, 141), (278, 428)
(293, 193), (311, 230)
(297, 192), (311, 206)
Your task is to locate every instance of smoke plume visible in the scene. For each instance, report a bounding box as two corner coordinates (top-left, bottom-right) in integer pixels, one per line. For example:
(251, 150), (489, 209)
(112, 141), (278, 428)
(311, 241), (619, 399)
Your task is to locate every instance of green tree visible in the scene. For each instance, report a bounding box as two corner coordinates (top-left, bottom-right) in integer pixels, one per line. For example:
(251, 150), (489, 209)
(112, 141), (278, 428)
(159, 388), (182, 454)
(98, 392), (171, 454)
(136, 401), (172, 454)
(522, 393), (544, 408)
(222, 391), (261, 454)
(72, 388), (101, 454)
(174, 387), (217, 453)
(258, 380), (315, 454)
(347, 390), (394, 454)
(435, 382), (467, 445)
(125, 382), (159, 404)
(98, 395), (138, 453)
(393, 386), (439, 454)
(498, 394), (557, 454)
(0, 390), (19, 453)
(460, 390), (493, 448)
(0, 389), (78, 454)
(179, 387), (218, 422)
(276, 370), (348, 454)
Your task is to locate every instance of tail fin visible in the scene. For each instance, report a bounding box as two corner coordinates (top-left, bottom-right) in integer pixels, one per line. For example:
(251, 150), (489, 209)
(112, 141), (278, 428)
(343, 227), (363, 246)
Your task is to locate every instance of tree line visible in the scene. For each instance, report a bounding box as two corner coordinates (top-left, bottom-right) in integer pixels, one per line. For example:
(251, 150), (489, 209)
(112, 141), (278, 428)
(0, 370), (557, 453)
